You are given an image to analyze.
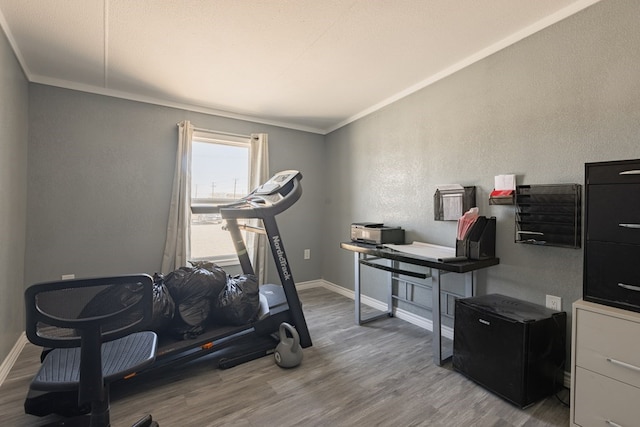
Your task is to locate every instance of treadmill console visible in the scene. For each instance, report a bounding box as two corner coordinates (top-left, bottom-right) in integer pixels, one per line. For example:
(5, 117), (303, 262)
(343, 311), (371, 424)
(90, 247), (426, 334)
(192, 170), (302, 215)
(219, 170), (303, 218)
(253, 170), (301, 196)
(244, 170), (301, 207)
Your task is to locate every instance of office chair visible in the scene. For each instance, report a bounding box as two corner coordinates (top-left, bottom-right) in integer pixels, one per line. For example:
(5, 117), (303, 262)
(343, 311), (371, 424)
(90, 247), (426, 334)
(25, 274), (159, 427)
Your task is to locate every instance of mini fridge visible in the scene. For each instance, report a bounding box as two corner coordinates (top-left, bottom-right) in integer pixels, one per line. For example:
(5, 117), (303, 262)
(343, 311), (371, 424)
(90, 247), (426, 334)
(452, 294), (566, 408)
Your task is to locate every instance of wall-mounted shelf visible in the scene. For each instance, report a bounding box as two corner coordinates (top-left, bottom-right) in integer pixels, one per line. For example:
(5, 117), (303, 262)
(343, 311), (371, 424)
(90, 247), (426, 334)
(434, 186), (476, 221)
(515, 184), (581, 248)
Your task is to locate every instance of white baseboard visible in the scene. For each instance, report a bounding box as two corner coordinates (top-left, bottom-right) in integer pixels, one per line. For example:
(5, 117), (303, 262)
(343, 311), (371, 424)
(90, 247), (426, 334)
(0, 332), (28, 387)
(295, 279), (327, 291)
(301, 279), (453, 339)
(301, 279), (571, 388)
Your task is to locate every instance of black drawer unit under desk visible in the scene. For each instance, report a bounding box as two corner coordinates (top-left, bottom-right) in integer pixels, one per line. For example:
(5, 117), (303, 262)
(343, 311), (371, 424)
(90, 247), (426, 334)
(452, 294), (566, 409)
(584, 159), (640, 312)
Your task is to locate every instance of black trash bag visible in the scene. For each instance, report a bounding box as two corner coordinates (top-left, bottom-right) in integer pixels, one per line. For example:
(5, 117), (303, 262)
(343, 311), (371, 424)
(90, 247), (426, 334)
(150, 273), (175, 333)
(78, 281), (145, 333)
(79, 275), (176, 335)
(213, 274), (260, 326)
(164, 261), (227, 339)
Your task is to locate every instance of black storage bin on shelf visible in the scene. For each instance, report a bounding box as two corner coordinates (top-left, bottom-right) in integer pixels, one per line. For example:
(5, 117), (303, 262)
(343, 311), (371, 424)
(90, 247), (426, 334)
(452, 294), (566, 408)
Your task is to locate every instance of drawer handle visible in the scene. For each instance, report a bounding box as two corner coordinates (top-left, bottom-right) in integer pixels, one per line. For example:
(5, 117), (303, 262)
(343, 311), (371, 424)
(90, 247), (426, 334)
(606, 420), (624, 427)
(619, 170), (640, 175)
(619, 223), (640, 229)
(606, 357), (640, 373)
(618, 283), (640, 292)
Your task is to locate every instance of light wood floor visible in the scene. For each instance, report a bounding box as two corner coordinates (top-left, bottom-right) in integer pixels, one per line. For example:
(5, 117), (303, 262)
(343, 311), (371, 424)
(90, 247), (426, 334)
(0, 287), (570, 426)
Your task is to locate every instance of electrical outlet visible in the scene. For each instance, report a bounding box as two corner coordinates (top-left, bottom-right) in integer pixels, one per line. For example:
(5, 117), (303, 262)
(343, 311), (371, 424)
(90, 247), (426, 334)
(546, 295), (562, 311)
(304, 249), (311, 260)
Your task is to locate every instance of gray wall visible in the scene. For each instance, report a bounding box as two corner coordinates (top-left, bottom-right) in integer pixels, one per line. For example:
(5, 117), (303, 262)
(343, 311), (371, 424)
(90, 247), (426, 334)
(26, 85), (325, 287)
(5, 0), (640, 367)
(0, 27), (28, 362)
(322, 0), (640, 347)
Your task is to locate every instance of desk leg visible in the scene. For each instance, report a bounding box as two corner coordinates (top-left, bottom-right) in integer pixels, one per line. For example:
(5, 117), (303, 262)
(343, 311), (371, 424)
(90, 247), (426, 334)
(355, 252), (362, 325)
(432, 270), (476, 366)
(389, 260), (397, 317)
(465, 271), (476, 298)
(354, 253), (394, 325)
(432, 269), (443, 366)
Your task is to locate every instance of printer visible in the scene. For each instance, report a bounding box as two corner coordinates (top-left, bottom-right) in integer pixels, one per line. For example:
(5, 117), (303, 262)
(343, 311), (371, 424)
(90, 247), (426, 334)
(350, 222), (405, 245)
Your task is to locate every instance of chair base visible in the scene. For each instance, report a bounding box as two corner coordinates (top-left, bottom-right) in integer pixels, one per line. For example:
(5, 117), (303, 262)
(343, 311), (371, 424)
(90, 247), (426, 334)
(24, 388), (89, 418)
(38, 413), (157, 427)
(131, 414), (159, 427)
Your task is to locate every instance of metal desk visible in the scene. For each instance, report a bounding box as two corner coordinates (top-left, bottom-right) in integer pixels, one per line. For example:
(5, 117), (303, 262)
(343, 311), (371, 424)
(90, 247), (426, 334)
(340, 241), (499, 366)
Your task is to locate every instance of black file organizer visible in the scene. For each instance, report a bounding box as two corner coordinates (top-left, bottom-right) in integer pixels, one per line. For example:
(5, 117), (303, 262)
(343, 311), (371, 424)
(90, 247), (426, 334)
(515, 184), (581, 248)
(456, 216), (496, 260)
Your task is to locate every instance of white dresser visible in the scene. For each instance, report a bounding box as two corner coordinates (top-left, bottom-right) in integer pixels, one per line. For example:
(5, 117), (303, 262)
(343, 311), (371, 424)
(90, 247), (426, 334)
(571, 300), (640, 427)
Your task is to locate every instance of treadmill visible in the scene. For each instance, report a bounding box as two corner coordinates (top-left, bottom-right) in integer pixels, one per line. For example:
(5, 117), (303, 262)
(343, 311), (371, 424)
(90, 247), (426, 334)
(156, 169), (313, 367)
(219, 169), (311, 348)
(24, 170), (312, 418)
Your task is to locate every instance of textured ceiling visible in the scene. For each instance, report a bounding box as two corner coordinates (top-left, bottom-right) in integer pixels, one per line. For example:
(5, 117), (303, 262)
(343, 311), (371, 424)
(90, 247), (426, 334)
(0, 0), (601, 134)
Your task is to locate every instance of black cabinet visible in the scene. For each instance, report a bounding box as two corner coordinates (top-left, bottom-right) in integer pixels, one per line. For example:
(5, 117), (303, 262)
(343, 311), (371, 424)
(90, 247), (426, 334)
(452, 294), (566, 408)
(584, 159), (640, 312)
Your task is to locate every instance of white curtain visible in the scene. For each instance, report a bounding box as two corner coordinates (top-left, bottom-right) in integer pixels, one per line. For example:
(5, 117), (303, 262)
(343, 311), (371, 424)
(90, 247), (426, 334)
(161, 120), (193, 274)
(247, 133), (269, 284)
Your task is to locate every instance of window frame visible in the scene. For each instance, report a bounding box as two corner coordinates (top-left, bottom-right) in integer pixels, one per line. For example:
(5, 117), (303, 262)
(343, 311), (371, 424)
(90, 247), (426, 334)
(190, 131), (252, 266)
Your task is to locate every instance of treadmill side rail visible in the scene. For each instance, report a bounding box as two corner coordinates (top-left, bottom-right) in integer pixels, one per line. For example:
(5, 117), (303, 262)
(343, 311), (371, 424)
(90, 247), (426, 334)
(219, 170), (311, 348)
(263, 215), (312, 348)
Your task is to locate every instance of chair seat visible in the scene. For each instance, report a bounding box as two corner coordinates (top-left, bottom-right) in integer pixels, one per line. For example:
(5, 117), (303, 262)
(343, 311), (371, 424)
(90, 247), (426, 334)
(30, 331), (157, 392)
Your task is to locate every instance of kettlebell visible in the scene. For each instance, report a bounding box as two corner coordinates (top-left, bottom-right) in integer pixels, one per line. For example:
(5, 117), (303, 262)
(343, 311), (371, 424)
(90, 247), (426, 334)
(274, 322), (303, 368)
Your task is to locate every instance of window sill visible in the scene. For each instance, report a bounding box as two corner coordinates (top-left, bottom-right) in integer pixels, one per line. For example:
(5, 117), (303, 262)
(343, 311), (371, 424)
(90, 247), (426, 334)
(189, 256), (239, 268)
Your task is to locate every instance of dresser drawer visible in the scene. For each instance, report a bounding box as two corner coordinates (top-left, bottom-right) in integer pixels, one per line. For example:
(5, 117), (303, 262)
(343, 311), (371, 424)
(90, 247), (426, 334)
(586, 184), (640, 244)
(584, 242), (640, 313)
(587, 160), (640, 185)
(575, 308), (640, 387)
(573, 367), (640, 427)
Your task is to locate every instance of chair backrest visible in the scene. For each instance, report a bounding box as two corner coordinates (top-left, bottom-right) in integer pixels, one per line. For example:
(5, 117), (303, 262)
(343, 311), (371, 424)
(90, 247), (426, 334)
(25, 274), (155, 408)
(25, 274), (154, 349)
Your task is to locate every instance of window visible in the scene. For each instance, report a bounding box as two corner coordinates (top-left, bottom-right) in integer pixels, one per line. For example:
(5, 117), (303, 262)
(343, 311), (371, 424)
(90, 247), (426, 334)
(190, 132), (251, 265)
